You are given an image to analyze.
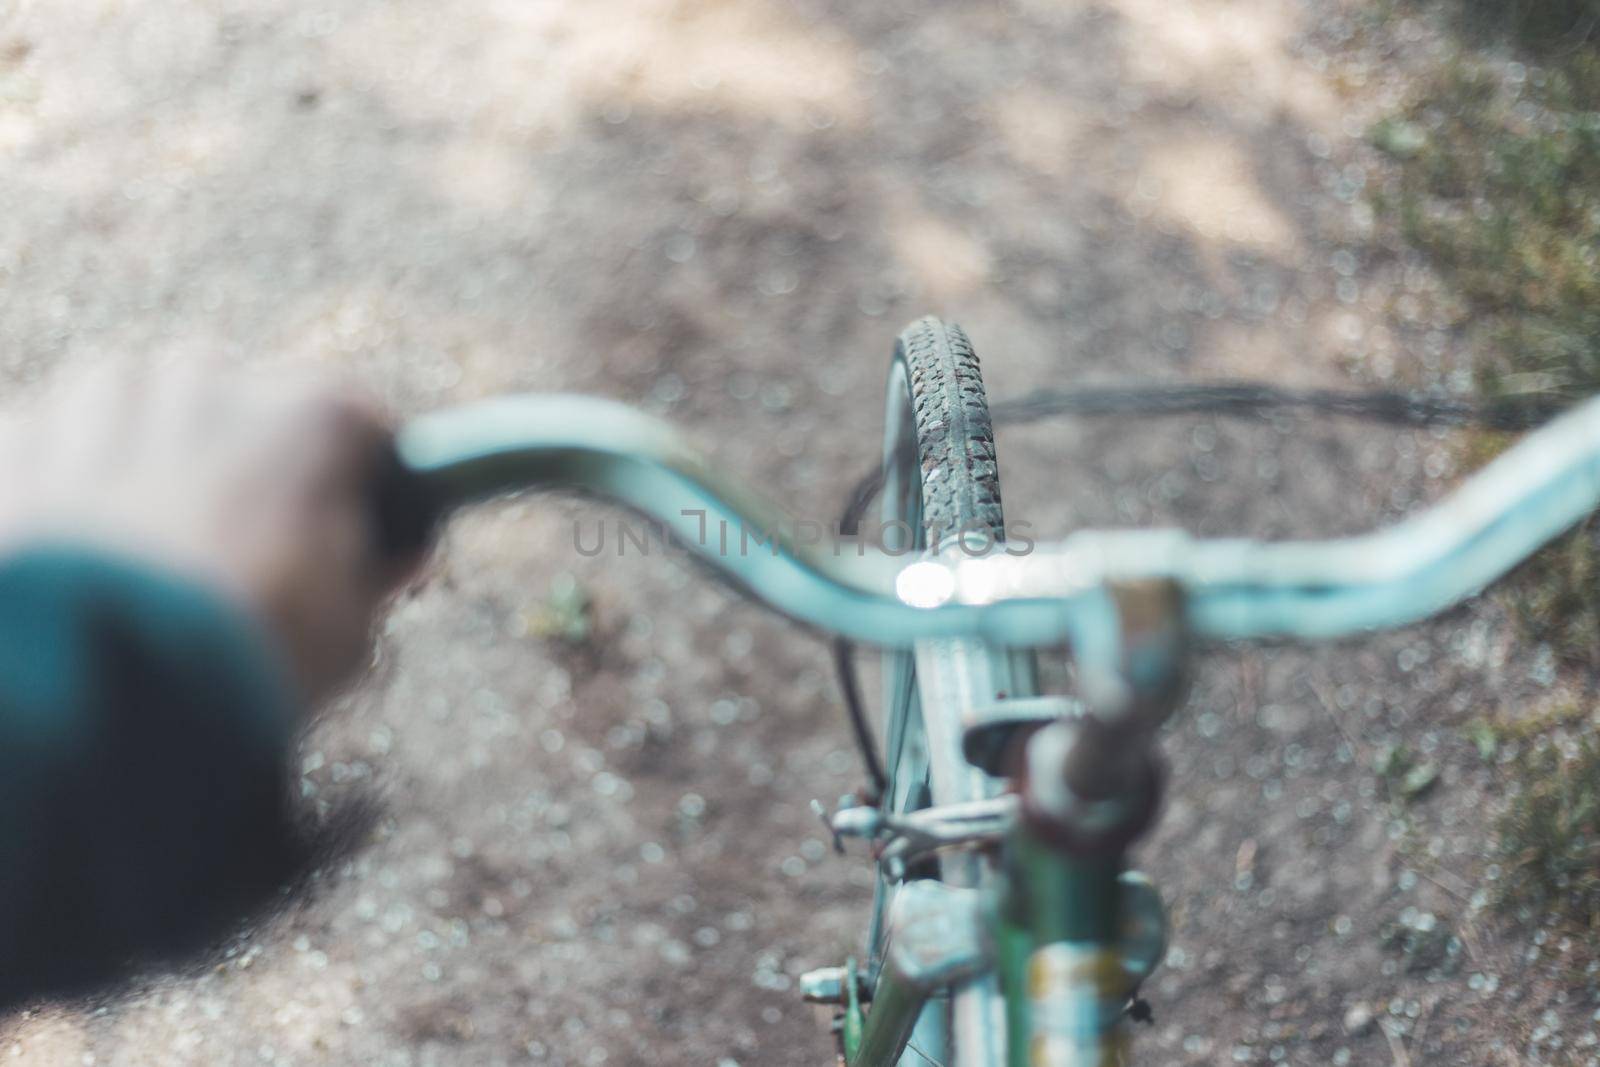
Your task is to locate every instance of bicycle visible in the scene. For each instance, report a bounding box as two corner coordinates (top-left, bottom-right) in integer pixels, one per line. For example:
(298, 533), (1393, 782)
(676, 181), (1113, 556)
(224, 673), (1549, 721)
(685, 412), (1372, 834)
(380, 317), (1600, 1065)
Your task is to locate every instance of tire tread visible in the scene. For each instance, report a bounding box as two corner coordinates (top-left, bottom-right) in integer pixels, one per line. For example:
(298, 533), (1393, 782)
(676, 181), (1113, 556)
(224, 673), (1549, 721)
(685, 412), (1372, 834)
(896, 316), (1006, 545)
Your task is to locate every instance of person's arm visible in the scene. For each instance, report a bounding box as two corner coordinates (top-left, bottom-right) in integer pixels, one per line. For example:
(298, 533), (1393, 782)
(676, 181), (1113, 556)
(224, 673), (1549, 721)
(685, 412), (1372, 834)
(0, 364), (420, 1009)
(0, 546), (305, 1008)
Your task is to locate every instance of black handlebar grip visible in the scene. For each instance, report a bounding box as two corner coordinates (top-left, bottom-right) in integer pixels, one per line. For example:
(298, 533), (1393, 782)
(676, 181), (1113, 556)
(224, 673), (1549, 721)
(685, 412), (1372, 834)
(367, 440), (442, 561)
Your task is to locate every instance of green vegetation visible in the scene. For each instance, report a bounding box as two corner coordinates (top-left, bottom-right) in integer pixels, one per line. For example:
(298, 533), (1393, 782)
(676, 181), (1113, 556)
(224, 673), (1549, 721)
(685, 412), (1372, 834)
(1370, 1), (1600, 925)
(1372, 4), (1600, 665)
(1492, 730), (1600, 925)
(1505, 516), (1600, 667)
(1436, 1), (1600, 49)
(1465, 699), (1592, 750)
(1456, 705), (1600, 924)
(1380, 909), (1462, 975)
(1375, 741), (1441, 803)
(524, 573), (593, 644)
(1375, 53), (1600, 400)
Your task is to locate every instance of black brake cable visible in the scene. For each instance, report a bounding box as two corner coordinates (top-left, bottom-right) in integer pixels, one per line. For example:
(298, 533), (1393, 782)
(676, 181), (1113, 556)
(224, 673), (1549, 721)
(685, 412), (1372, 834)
(832, 382), (1567, 799)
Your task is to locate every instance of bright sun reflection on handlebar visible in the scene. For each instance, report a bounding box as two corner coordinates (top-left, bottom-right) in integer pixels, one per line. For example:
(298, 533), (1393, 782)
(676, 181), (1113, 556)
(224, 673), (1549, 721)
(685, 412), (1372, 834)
(895, 561), (956, 608)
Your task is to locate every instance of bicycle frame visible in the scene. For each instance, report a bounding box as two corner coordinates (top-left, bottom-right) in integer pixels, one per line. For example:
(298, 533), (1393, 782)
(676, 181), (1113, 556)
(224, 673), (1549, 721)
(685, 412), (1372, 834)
(395, 390), (1600, 1065)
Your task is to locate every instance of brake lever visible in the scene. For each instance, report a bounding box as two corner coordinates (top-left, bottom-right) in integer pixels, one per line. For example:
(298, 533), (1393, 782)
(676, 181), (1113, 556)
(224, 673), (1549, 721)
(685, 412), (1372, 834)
(814, 795), (1019, 878)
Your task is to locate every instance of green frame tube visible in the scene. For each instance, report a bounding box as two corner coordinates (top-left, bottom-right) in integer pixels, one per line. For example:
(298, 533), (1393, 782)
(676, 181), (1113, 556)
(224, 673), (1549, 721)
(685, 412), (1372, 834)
(847, 962), (930, 1067)
(997, 832), (1129, 1067)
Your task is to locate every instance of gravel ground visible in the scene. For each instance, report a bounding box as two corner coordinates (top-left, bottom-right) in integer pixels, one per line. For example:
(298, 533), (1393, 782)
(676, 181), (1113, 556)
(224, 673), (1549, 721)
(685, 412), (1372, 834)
(0, 1), (1582, 1064)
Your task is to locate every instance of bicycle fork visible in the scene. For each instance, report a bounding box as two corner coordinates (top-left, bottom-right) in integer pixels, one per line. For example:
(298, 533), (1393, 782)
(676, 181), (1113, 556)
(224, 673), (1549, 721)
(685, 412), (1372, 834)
(810, 579), (1184, 1065)
(813, 831), (1166, 1066)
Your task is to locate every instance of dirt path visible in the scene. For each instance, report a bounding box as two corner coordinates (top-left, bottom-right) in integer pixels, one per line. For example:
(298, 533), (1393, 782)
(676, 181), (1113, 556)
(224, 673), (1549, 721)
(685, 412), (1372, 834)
(0, 1), (1557, 1064)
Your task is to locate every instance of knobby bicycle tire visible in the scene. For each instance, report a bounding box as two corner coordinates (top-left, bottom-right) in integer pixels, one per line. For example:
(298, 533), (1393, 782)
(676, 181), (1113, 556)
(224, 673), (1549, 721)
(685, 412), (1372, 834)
(898, 316), (1007, 547)
(857, 318), (1011, 1065)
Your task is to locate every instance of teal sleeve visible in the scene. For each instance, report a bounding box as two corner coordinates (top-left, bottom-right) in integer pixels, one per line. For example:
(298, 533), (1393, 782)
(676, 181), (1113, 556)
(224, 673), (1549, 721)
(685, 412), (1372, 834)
(0, 545), (304, 1008)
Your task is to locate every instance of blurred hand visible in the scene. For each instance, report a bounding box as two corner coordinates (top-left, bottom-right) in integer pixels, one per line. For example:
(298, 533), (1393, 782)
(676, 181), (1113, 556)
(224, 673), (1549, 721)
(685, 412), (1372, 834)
(0, 362), (421, 707)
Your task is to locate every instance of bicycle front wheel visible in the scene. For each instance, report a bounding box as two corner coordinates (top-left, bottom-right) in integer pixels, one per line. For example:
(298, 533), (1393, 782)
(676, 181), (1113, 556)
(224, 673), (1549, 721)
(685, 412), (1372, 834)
(868, 317), (1037, 1066)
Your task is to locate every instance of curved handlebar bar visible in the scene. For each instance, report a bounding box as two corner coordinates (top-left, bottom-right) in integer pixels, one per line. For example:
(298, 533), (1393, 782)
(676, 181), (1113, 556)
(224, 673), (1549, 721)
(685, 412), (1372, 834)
(394, 393), (1600, 649)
